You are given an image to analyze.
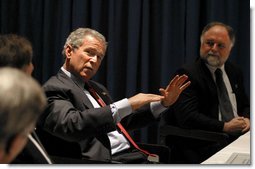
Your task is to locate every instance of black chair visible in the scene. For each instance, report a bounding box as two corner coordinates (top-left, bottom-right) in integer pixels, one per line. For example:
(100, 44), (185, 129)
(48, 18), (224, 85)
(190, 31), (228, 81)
(50, 143), (170, 164)
(159, 111), (229, 164)
(50, 156), (119, 164)
(36, 127), (170, 164)
(137, 143), (171, 164)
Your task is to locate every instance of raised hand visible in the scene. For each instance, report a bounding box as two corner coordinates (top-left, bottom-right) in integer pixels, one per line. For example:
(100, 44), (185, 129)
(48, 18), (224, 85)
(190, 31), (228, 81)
(159, 74), (191, 107)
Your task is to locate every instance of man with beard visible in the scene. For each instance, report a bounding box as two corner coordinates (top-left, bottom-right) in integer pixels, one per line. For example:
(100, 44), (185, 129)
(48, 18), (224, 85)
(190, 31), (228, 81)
(160, 22), (250, 163)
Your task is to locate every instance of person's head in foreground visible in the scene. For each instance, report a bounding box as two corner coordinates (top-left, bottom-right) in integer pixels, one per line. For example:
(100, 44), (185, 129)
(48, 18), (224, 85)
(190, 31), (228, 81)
(0, 68), (46, 163)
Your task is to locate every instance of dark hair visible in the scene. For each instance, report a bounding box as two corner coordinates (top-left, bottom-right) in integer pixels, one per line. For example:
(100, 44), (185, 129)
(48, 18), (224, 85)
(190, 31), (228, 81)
(0, 34), (33, 69)
(201, 22), (235, 46)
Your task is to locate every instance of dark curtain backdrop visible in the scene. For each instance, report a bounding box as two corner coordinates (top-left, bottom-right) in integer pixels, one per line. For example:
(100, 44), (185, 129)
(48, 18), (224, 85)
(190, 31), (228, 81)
(0, 0), (250, 144)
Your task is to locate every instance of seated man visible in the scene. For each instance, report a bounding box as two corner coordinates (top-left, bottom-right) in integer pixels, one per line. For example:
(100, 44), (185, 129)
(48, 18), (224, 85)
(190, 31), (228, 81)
(37, 27), (190, 163)
(160, 22), (250, 163)
(0, 68), (46, 163)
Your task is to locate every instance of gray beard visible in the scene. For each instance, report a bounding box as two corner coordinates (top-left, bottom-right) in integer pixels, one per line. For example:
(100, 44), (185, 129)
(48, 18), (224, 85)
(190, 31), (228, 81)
(201, 54), (221, 67)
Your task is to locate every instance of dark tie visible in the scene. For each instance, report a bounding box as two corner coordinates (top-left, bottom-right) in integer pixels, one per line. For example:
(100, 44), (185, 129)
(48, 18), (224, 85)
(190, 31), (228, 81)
(215, 69), (234, 122)
(85, 82), (158, 161)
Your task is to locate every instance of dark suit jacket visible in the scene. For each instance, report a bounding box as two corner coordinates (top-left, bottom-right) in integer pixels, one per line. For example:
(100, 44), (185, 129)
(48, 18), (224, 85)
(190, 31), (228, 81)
(12, 132), (52, 164)
(165, 58), (250, 132)
(37, 70), (156, 162)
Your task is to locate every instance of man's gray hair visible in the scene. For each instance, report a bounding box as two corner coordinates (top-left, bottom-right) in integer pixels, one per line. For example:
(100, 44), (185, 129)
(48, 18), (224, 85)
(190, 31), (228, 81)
(200, 21), (236, 47)
(0, 68), (46, 150)
(62, 28), (107, 58)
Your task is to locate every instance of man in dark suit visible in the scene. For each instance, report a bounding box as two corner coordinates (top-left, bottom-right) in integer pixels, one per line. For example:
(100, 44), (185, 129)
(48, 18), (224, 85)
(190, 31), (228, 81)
(37, 28), (190, 163)
(161, 22), (250, 163)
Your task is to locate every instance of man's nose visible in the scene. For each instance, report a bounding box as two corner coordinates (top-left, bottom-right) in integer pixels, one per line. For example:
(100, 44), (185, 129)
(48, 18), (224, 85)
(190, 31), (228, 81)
(90, 55), (99, 63)
(211, 43), (218, 51)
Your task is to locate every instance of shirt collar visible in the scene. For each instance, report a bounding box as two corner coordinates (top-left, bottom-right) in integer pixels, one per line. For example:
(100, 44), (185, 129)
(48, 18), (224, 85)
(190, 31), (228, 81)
(205, 63), (225, 75)
(61, 67), (85, 89)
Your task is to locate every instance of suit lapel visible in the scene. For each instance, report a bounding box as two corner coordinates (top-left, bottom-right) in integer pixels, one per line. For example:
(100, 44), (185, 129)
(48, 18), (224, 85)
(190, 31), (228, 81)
(58, 70), (112, 108)
(225, 62), (238, 94)
(58, 70), (94, 109)
(88, 81), (113, 105)
(197, 59), (220, 119)
(198, 59), (218, 96)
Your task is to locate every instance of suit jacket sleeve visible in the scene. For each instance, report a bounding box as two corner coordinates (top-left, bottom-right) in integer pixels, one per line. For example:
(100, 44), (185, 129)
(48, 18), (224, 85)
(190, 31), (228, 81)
(225, 62), (250, 118)
(39, 74), (116, 143)
(172, 70), (225, 132)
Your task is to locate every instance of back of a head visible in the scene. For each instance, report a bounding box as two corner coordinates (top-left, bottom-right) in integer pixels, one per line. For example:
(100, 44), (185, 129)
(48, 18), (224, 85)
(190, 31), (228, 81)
(0, 34), (33, 69)
(0, 68), (46, 155)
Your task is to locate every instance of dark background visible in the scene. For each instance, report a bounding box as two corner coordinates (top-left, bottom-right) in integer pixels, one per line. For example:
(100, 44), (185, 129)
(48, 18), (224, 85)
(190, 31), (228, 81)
(0, 0), (250, 144)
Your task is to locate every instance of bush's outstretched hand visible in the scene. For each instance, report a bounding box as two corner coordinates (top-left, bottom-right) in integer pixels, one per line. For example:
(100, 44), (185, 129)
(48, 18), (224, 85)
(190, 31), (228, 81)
(159, 74), (191, 107)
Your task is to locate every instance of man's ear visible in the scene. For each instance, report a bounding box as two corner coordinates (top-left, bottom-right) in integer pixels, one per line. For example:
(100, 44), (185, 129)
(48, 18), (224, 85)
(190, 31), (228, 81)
(65, 45), (73, 59)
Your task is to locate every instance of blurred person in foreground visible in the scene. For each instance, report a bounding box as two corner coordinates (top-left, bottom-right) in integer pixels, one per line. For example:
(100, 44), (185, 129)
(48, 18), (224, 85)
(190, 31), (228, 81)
(0, 34), (52, 164)
(0, 67), (46, 163)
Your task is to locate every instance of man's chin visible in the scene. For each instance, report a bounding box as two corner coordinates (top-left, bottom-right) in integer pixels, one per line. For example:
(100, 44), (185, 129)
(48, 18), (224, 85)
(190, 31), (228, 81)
(203, 56), (221, 67)
(207, 61), (220, 67)
(81, 73), (93, 81)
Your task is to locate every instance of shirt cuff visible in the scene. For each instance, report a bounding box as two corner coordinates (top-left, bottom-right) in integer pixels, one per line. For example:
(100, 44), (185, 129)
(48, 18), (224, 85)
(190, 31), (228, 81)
(150, 101), (168, 118)
(110, 98), (132, 123)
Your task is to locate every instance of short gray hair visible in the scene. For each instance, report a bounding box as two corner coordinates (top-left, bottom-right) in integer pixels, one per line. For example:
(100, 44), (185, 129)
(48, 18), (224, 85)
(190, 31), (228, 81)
(62, 28), (107, 58)
(200, 21), (236, 47)
(0, 68), (46, 150)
